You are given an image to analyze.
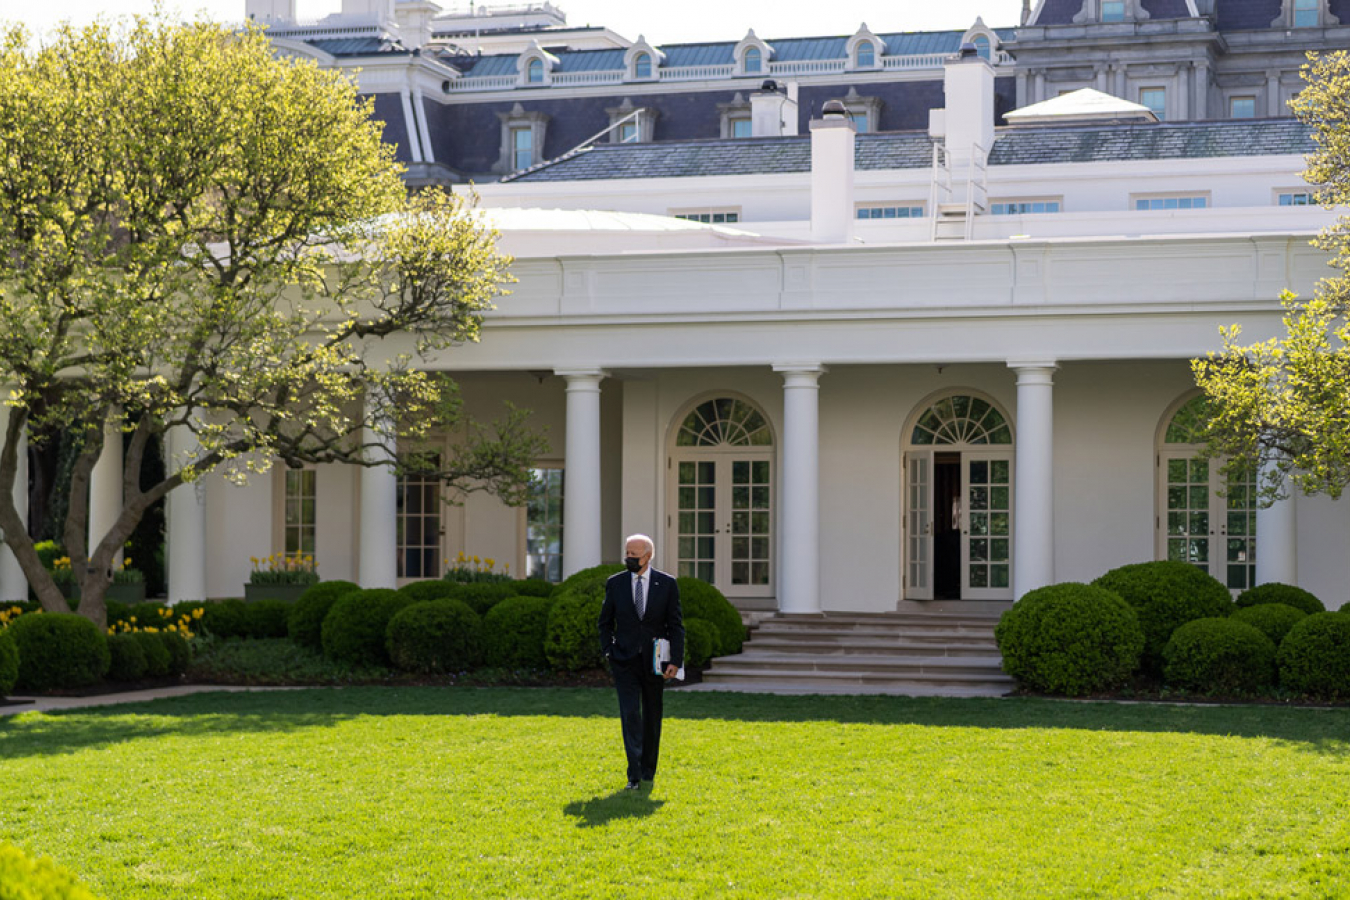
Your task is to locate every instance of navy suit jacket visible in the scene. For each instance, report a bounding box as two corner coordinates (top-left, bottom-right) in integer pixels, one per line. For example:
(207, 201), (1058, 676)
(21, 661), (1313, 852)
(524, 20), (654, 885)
(598, 568), (684, 670)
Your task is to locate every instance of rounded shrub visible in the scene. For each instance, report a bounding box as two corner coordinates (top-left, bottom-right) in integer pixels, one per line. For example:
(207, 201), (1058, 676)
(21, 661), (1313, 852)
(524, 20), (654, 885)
(399, 580), (460, 604)
(321, 589), (413, 667)
(446, 582), (517, 616)
(1236, 582), (1324, 616)
(544, 565), (623, 672)
(0, 842), (104, 900)
(201, 599), (249, 639)
(511, 579), (554, 598)
(287, 580), (359, 648)
(1162, 617), (1276, 695)
(159, 630), (191, 677)
(1277, 612), (1350, 698)
(684, 618), (718, 668)
(996, 582), (1144, 695)
(8, 613), (110, 691)
(106, 633), (148, 682)
(482, 596), (552, 669)
(290, 580), (361, 650)
(1091, 560), (1232, 674)
(1232, 603), (1307, 647)
(131, 631), (172, 678)
(0, 629), (17, 696)
(386, 600), (481, 673)
(676, 577), (745, 656)
(243, 599), (292, 639)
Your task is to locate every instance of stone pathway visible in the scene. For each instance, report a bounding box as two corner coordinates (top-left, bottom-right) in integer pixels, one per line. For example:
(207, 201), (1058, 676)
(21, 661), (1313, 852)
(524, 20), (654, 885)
(1, 685), (305, 716)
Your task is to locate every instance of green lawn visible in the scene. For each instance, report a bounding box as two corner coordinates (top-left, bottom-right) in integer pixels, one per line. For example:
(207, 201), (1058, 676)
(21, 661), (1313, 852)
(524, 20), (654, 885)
(2, 688), (1349, 899)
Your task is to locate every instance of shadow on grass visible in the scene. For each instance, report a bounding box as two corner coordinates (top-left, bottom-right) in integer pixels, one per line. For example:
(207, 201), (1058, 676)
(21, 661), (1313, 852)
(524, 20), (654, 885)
(2, 686), (1348, 760)
(564, 789), (665, 828)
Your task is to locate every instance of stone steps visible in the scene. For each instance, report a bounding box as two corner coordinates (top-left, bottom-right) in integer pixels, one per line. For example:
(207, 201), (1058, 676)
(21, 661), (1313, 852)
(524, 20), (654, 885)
(697, 611), (1014, 697)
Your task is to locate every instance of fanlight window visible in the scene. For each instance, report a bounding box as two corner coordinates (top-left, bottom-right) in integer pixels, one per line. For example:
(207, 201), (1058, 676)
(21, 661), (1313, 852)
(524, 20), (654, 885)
(856, 42), (875, 67)
(911, 395), (1011, 445)
(1164, 395), (1212, 444)
(743, 46), (762, 74)
(527, 58), (544, 83)
(973, 35), (991, 60)
(634, 53), (652, 78)
(677, 398), (772, 447)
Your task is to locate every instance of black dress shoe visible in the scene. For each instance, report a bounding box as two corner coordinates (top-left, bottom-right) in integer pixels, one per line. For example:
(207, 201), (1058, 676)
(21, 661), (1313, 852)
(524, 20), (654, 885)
(624, 780), (641, 790)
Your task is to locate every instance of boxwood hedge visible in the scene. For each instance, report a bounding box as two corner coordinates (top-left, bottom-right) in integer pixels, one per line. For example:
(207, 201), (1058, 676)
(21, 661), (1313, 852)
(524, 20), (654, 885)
(288, 580), (360, 648)
(1231, 603), (1306, 646)
(482, 596), (553, 669)
(1162, 617), (1276, 695)
(1235, 582), (1324, 616)
(995, 582), (1144, 696)
(8, 612), (110, 691)
(386, 600), (481, 673)
(1091, 560), (1232, 675)
(1277, 612), (1350, 698)
(321, 589), (413, 667)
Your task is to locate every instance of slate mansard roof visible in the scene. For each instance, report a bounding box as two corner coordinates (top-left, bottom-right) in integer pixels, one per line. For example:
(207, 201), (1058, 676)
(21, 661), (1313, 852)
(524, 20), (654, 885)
(505, 118), (1314, 182)
(459, 28), (1018, 79)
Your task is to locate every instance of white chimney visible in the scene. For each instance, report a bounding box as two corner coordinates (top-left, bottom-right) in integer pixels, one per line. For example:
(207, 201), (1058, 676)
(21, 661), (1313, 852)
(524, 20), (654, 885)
(810, 100), (855, 244)
(751, 81), (800, 138)
(245, 0), (296, 24)
(394, 0), (442, 49)
(942, 44), (996, 158)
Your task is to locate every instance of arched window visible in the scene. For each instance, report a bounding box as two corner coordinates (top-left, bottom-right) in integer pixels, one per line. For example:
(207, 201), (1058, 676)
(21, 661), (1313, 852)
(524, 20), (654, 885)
(677, 398), (771, 446)
(855, 42), (875, 68)
(1158, 395), (1256, 590)
(743, 46), (762, 74)
(973, 35), (991, 61)
(634, 52), (652, 79)
(670, 396), (774, 596)
(527, 58), (544, 84)
(911, 395), (1012, 445)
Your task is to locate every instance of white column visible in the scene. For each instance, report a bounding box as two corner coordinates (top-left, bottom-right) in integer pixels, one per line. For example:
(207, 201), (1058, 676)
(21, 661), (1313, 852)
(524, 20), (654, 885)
(0, 394), (28, 603)
(1256, 466), (1297, 586)
(775, 365), (825, 615)
(358, 390), (398, 588)
(557, 369), (607, 577)
(89, 415), (124, 568)
(165, 422), (207, 604)
(1009, 362), (1057, 599)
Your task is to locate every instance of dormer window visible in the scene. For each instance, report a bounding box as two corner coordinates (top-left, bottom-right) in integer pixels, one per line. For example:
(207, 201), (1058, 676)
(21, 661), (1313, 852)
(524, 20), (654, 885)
(623, 38), (664, 83)
(855, 43), (875, 68)
(634, 53), (652, 79)
(959, 19), (999, 65)
(527, 58), (544, 84)
(973, 35), (991, 60)
(1272, 0), (1337, 27)
(744, 46), (762, 74)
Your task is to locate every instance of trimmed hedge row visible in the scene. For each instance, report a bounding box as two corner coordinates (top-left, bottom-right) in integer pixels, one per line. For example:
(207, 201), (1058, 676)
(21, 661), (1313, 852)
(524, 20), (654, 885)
(1091, 561), (1232, 675)
(0, 628), (18, 696)
(7, 613), (109, 691)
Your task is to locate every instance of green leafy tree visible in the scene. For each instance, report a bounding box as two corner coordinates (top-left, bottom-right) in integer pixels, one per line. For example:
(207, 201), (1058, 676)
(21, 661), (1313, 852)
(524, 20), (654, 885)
(0, 16), (544, 625)
(1193, 51), (1350, 501)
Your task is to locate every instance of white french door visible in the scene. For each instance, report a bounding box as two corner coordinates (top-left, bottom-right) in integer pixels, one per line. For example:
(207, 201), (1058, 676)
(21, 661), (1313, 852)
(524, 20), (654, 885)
(905, 453), (934, 600)
(672, 453), (773, 598)
(903, 449), (1014, 600)
(1157, 451), (1256, 591)
(960, 452), (1013, 600)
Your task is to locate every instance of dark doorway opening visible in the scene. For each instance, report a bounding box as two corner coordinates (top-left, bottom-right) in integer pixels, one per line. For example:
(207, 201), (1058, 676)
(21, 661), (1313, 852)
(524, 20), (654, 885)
(933, 453), (961, 600)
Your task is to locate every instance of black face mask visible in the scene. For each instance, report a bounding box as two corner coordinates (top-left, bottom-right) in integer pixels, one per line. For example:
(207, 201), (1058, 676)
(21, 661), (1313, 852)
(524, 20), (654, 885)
(624, 556), (643, 573)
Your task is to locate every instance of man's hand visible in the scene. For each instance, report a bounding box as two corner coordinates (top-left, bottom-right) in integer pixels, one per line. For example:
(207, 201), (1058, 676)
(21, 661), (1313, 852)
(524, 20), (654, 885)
(663, 664), (679, 679)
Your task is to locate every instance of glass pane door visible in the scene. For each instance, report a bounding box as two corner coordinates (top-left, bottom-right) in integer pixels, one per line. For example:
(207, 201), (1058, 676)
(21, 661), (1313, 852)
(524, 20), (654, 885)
(676, 460), (716, 583)
(962, 453), (1013, 599)
(1224, 464), (1257, 591)
(729, 458), (772, 592)
(396, 456), (441, 580)
(906, 453), (933, 600)
(1163, 454), (1211, 569)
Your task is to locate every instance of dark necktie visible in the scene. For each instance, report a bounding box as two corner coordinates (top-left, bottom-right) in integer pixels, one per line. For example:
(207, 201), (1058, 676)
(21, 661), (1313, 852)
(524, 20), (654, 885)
(635, 576), (646, 620)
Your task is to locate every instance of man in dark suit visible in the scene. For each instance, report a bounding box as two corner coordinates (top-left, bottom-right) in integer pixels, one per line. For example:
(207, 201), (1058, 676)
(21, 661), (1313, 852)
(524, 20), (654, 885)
(598, 533), (684, 791)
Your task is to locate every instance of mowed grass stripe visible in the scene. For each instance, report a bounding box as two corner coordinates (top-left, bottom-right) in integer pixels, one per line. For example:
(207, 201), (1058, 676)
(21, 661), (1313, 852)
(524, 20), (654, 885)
(1, 688), (1348, 899)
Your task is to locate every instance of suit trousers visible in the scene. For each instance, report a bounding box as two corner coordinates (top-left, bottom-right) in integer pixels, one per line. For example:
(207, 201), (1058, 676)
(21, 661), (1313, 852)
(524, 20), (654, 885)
(610, 656), (665, 782)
